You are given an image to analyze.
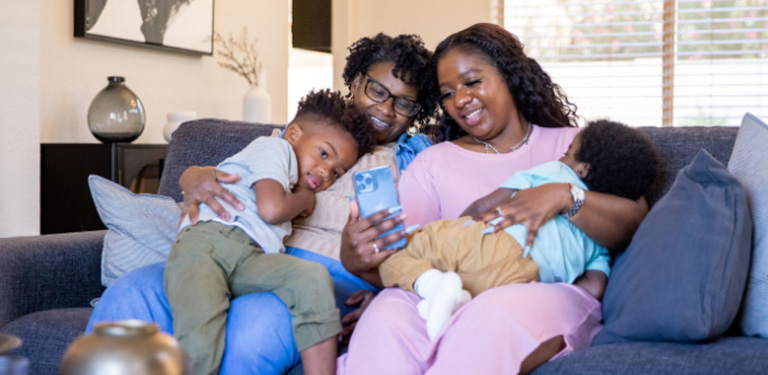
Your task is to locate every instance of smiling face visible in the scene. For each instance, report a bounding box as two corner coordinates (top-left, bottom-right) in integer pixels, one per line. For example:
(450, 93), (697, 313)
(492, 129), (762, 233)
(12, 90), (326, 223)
(437, 47), (521, 142)
(283, 118), (359, 192)
(350, 62), (419, 144)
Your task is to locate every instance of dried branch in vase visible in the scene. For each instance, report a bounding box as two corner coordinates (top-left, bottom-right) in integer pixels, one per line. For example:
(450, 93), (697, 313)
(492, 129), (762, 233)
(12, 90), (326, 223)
(213, 28), (263, 87)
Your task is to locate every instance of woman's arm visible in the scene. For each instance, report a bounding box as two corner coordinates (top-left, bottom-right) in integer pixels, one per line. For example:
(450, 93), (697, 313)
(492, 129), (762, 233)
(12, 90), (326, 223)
(570, 190), (648, 249)
(178, 166), (244, 224)
(475, 183), (648, 249)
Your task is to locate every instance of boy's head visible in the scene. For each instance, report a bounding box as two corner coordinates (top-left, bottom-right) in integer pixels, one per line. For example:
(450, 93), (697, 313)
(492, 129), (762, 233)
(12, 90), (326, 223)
(283, 89), (374, 192)
(559, 120), (662, 200)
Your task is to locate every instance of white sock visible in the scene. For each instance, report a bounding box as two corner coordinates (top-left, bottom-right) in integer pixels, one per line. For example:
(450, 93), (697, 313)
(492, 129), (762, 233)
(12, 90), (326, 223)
(414, 270), (466, 340)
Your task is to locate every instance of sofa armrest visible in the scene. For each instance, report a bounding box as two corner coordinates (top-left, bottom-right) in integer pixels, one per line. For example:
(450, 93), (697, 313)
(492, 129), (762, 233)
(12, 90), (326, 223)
(0, 230), (106, 327)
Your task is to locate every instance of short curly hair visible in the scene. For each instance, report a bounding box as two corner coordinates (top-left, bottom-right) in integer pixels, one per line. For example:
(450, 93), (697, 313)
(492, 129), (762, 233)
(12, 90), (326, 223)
(294, 89), (375, 158)
(431, 23), (579, 141)
(342, 33), (438, 133)
(576, 120), (662, 200)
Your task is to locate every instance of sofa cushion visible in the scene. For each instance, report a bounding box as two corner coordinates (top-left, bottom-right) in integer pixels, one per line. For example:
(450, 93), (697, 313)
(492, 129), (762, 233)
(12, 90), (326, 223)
(594, 149), (752, 344)
(2, 307), (92, 375)
(637, 126), (737, 206)
(532, 336), (768, 375)
(728, 113), (768, 338)
(158, 119), (285, 201)
(89, 175), (180, 287)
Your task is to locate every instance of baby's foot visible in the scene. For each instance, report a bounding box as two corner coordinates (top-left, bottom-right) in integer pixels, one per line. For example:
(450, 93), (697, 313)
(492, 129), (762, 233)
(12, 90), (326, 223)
(415, 271), (464, 340)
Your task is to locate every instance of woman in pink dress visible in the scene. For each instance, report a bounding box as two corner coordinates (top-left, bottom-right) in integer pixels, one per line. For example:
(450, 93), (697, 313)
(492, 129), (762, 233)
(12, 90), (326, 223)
(338, 23), (649, 374)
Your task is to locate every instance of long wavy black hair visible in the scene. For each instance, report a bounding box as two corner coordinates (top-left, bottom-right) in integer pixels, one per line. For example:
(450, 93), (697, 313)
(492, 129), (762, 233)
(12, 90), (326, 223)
(431, 23), (579, 141)
(342, 33), (439, 139)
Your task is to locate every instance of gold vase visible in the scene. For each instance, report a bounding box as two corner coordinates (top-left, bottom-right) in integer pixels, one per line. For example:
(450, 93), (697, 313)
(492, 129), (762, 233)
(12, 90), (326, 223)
(59, 320), (187, 375)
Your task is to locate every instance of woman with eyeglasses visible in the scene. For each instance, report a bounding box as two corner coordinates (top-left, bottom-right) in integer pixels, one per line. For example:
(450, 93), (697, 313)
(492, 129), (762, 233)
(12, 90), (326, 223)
(86, 33), (439, 374)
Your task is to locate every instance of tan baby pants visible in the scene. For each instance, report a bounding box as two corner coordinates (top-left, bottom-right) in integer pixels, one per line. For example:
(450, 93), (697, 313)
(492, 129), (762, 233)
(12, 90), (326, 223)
(380, 216), (539, 297)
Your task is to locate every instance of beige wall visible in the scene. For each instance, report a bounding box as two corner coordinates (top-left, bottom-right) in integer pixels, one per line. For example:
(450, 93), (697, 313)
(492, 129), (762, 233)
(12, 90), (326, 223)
(0, 1), (41, 237)
(41, 0), (290, 144)
(0, 0), (489, 237)
(0, 0), (289, 237)
(332, 0), (493, 91)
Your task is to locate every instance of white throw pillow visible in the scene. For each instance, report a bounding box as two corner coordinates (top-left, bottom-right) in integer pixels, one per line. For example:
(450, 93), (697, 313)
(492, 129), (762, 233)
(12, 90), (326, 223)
(728, 113), (768, 338)
(88, 175), (180, 287)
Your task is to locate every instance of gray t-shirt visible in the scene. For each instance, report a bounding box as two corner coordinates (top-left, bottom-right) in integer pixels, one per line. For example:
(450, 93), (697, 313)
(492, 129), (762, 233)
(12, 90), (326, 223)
(179, 136), (298, 253)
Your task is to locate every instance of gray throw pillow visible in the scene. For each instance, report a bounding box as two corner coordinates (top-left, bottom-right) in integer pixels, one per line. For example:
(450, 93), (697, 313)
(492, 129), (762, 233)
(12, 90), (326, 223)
(728, 113), (768, 338)
(88, 175), (180, 287)
(593, 149), (752, 345)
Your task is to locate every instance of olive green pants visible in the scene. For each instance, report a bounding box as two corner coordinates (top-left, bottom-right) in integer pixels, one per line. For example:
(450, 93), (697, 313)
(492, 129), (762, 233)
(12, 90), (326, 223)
(164, 221), (341, 375)
(380, 216), (540, 297)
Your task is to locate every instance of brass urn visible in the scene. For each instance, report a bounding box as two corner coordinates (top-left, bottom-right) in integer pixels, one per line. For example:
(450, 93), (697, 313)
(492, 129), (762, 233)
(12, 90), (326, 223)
(59, 320), (187, 375)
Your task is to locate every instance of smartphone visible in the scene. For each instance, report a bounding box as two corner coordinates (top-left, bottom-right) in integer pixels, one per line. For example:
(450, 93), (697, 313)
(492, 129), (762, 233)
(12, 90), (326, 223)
(354, 166), (406, 250)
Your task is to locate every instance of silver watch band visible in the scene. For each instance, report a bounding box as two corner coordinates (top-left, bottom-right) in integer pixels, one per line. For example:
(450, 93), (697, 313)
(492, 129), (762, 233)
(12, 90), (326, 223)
(562, 183), (585, 219)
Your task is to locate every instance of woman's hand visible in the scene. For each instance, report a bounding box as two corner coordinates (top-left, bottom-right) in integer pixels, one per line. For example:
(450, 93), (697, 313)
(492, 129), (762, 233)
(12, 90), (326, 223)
(339, 289), (377, 345)
(340, 199), (406, 288)
(179, 166), (243, 225)
(475, 183), (571, 248)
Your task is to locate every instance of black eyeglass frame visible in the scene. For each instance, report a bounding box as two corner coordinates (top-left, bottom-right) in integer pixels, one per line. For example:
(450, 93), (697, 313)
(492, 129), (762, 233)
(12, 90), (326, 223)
(363, 75), (422, 118)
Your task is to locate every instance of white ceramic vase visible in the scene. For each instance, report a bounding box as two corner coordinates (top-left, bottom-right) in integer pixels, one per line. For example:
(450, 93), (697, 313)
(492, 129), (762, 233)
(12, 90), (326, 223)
(243, 72), (271, 123)
(163, 111), (197, 142)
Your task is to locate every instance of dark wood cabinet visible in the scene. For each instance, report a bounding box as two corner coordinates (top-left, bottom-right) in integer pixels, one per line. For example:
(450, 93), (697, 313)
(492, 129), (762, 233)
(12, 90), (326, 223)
(40, 143), (167, 234)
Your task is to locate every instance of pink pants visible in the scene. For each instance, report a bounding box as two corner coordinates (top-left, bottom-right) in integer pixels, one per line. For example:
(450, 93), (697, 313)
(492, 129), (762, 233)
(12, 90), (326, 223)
(337, 282), (602, 375)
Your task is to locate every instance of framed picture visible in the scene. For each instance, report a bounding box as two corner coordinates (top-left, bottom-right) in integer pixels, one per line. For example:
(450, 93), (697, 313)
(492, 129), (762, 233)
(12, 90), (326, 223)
(74, 0), (215, 55)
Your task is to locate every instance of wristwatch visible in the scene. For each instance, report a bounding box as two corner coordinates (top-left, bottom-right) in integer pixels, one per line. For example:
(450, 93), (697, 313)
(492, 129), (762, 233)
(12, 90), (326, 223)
(562, 183), (585, 219)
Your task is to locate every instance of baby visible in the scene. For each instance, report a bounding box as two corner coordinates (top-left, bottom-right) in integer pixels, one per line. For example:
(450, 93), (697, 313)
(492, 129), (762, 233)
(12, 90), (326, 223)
(164, 90), (373, 375)
(379, 120), (662, 339)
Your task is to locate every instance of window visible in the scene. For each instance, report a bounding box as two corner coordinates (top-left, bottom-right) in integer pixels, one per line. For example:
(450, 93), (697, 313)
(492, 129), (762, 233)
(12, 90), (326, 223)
(500, 0), (768, 126)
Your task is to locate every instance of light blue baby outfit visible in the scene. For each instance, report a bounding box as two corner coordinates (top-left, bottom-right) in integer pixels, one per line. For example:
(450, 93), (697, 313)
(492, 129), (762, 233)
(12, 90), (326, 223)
(500, 161), (611, 284)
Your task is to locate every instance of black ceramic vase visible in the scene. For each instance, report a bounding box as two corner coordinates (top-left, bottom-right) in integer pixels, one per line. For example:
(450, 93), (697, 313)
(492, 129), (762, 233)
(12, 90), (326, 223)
(88, 76), (146, 143)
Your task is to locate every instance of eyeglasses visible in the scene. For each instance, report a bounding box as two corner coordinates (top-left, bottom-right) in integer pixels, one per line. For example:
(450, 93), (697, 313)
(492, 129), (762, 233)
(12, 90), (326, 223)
(363, 75), (421, 118)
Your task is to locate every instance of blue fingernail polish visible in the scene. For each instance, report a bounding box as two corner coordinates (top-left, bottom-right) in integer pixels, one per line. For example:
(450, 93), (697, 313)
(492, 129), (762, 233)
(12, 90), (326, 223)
(348, 195), (354, 202)
(488, 216), (504, 226)
(405, 224), (420, 234)
(463, 219), (475, 226)
(481, 227), (494, 235)
(388, 205), (403, 214)
(522, 246), (531, 257)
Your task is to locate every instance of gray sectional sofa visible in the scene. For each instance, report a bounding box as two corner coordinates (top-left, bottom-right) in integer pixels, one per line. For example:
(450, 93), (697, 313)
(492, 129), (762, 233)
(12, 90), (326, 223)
(2, 119), (767, 375)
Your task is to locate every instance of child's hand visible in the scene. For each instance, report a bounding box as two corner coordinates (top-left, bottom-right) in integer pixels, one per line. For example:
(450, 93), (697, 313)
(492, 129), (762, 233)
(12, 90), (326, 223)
(293, 185), (316, 218)
(339, 289), (377, 345)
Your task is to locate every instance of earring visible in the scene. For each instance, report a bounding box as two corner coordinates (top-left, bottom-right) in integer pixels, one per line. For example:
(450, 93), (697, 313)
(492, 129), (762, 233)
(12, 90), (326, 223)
(346, 94), (355, 105)
(407, 124), (421, 136)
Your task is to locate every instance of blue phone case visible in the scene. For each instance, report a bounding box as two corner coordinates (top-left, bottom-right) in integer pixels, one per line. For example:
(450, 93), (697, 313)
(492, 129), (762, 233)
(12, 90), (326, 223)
(354, 166), (406, 250)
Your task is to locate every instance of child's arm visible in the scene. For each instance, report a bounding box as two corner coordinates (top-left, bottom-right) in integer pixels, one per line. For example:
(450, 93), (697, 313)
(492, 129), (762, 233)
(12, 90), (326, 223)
(460, 188), (519, 219)
(573, 270), (607, 301)
(254, 179), (316, 225)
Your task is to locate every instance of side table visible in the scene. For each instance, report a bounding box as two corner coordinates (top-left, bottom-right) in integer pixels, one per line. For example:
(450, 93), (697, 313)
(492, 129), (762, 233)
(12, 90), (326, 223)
(40, 143), (168, 234)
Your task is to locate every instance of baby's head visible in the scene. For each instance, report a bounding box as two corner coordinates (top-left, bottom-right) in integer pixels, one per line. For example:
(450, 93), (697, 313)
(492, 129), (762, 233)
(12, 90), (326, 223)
(283, 89), (374, 192)
(559, 120), (661, 200)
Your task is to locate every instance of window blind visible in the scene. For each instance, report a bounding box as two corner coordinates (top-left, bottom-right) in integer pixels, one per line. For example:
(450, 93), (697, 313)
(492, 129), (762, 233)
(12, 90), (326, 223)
(501, 0), (768, 127)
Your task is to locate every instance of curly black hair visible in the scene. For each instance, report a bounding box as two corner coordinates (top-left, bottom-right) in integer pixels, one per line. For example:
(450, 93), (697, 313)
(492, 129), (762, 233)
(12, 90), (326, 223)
(431, 23), (579, 141)
(576, 120), (662, 200)
(294, 89), (375, 158)
(342, 33), (438, 137)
